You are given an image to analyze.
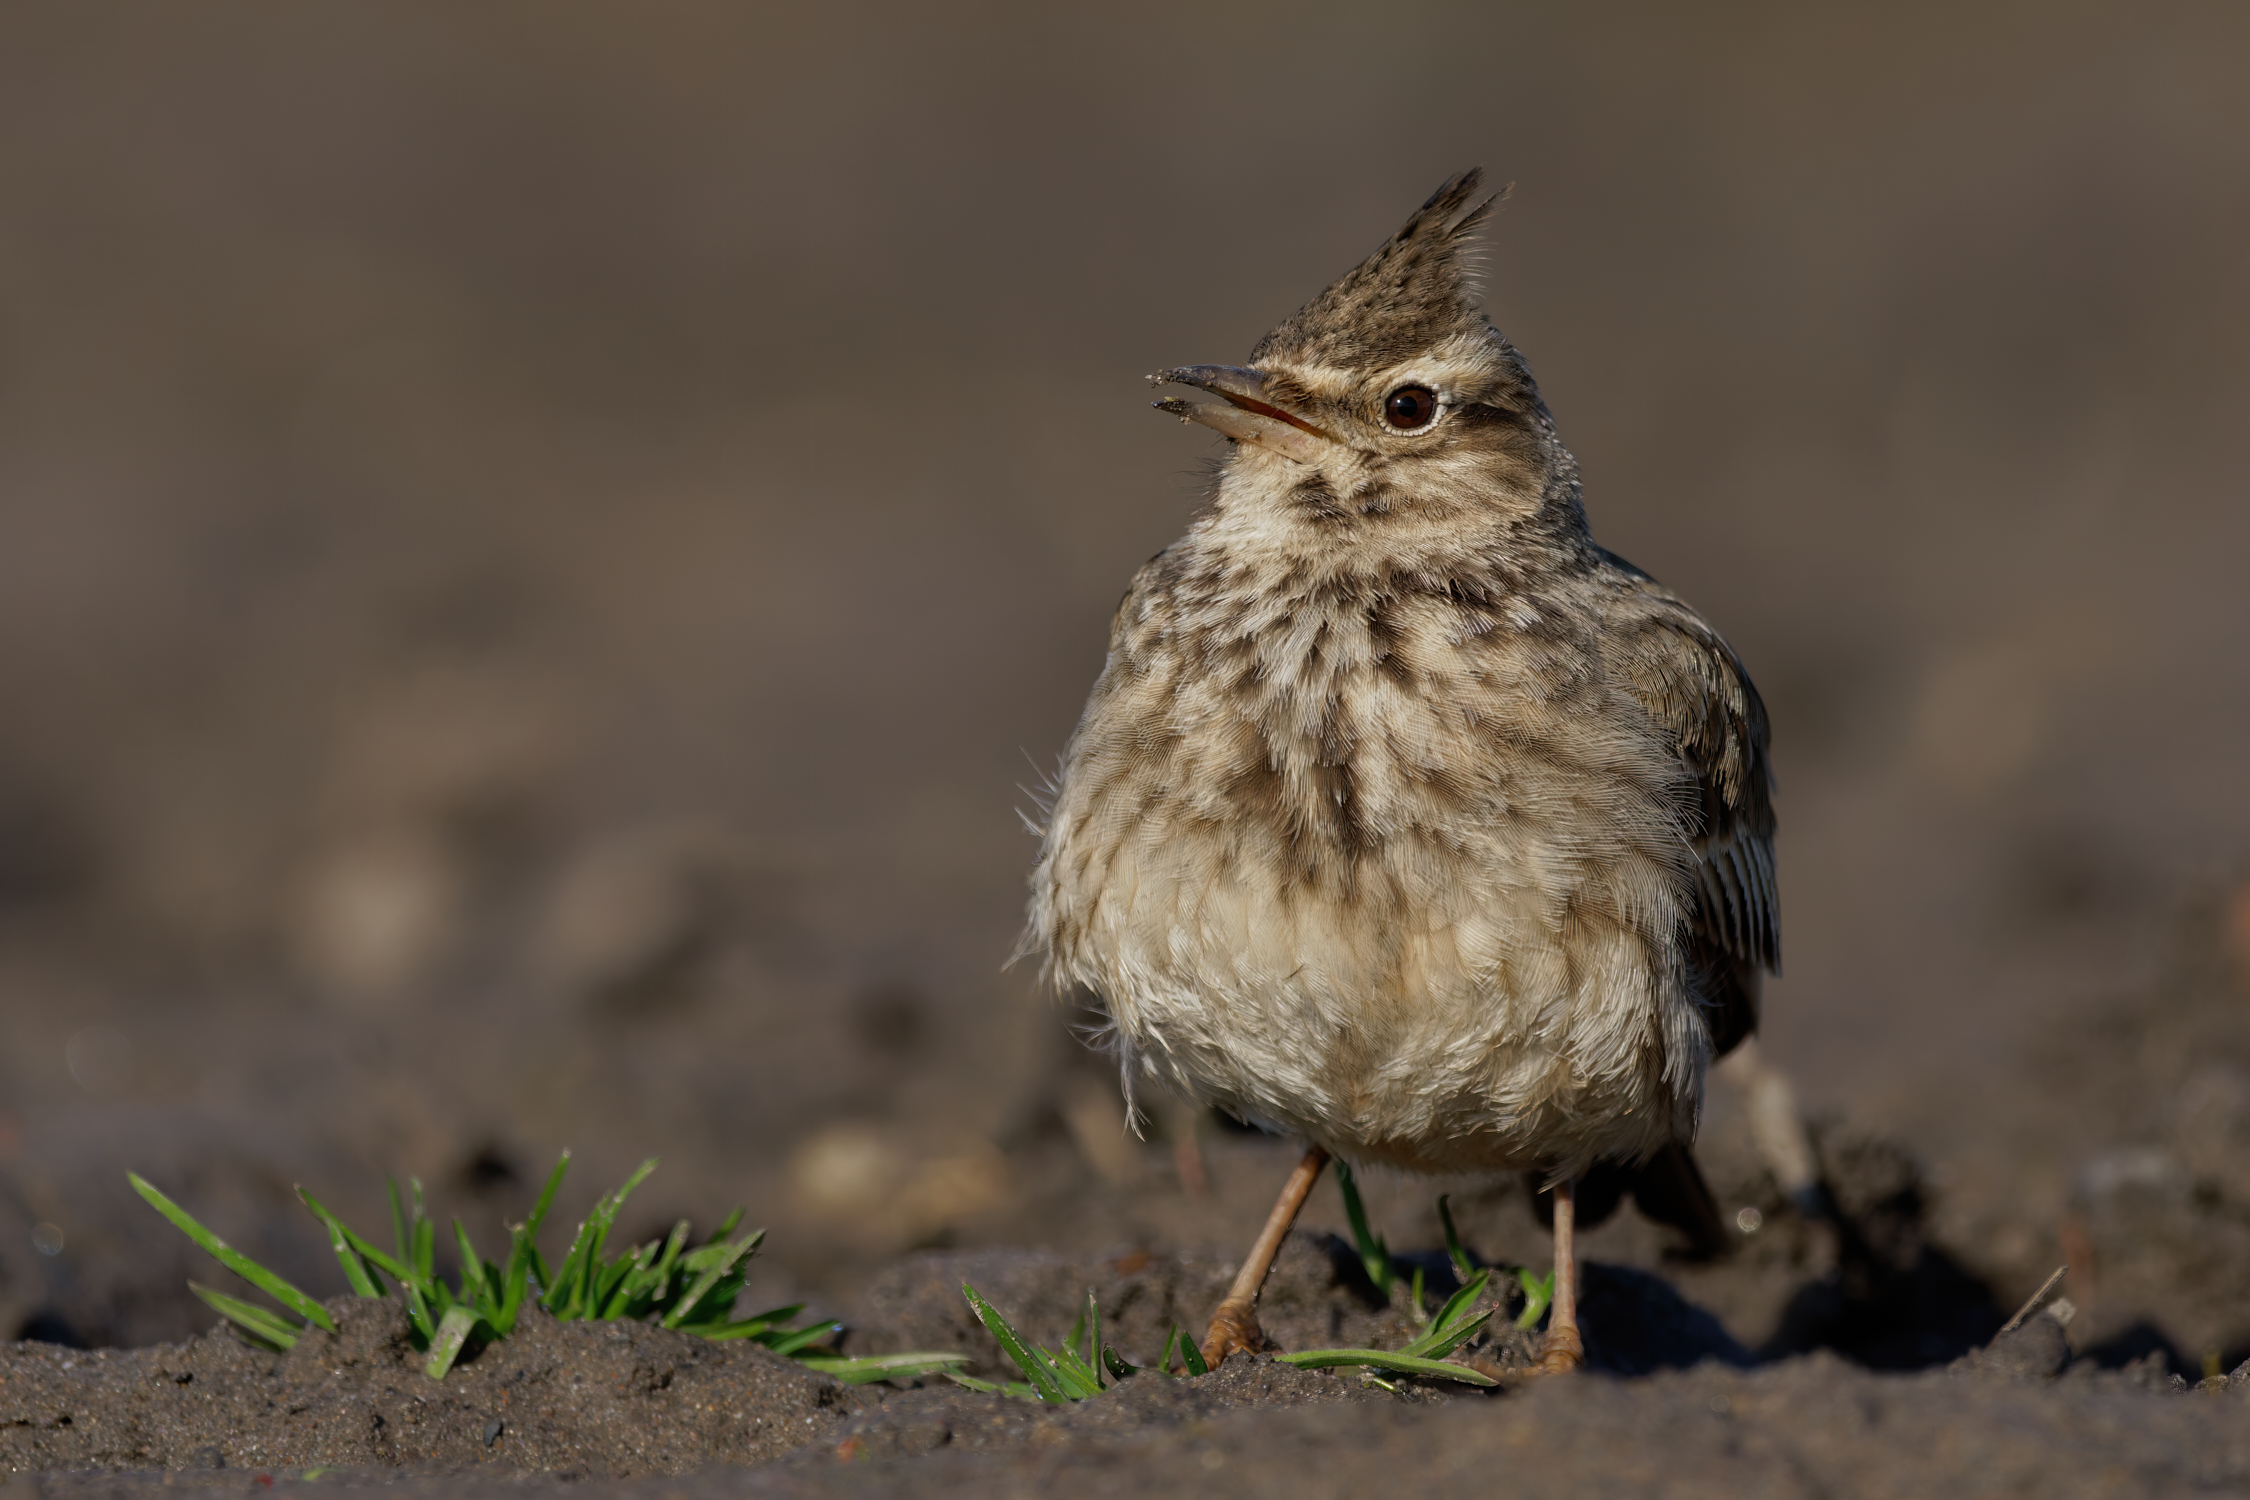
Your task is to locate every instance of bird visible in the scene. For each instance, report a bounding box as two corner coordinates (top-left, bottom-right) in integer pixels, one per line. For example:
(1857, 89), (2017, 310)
(1021, 170), (1778, 1374)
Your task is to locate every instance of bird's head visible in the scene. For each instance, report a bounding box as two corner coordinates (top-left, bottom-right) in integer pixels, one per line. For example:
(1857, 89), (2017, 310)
(1153, 169), (1575, 542)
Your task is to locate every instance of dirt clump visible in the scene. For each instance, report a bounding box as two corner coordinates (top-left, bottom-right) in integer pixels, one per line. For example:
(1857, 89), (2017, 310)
(843, 1235), (1748, 1383)
(0, 1297), (862, 1475)
(6, 1352), (2250, 1500)
(6, 1238), (2250, 1498)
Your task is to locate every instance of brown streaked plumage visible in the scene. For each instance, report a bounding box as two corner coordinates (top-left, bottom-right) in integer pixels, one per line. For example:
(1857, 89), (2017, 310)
(1022, 171), (1778, 1371)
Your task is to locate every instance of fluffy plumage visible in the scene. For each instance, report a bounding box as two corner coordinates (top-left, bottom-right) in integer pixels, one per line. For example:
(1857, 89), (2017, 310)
(1024, 170), (1777, 1186)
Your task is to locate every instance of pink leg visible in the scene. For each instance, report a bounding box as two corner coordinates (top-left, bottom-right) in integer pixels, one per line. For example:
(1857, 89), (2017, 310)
(1201, 1144), (1330, 1367)
(1538, 1174), (1584, 1373)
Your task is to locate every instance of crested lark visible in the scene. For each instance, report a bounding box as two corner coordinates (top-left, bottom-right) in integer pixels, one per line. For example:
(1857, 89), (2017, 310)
(1024, 171), (1778, 1373)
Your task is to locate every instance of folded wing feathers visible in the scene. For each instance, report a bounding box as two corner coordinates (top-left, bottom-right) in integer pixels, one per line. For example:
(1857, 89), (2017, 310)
(1694, 831), (1779, 972)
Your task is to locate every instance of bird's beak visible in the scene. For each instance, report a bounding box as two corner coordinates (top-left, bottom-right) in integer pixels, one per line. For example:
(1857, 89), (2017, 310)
(1149, 365), (1334, 465)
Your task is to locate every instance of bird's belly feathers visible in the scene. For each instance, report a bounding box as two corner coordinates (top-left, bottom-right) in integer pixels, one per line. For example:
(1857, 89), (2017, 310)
(1031, 629), (1708, 1176)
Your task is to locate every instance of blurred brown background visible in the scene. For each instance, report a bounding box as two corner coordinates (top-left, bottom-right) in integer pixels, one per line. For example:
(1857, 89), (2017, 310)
(1, 1), (2246, 1354)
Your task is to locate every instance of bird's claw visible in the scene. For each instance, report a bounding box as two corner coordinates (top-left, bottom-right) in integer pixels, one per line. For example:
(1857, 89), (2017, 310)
(1200, 1297), (1267, 1368)
(1535, 1324), (1584, 1375)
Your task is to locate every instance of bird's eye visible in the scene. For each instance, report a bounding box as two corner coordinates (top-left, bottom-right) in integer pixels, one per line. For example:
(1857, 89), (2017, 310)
(1383, 386), (1439, 430)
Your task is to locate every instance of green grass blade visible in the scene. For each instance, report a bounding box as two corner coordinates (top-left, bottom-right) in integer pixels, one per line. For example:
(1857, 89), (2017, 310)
(1179, 1327), (1210, 1377)
(544, 1216), (600, 1317)
(131, 1174), (337, 1333)
(497, 1152), (569, 1331)
(524, 1151), (570, 1241)
(591, 1247), (638, 1316)
(611, 1271), (664, 1321)
(1274, 1348), (1496, 1386)
(939, 1370), (1004, 1393)
(452, 1220), (493, 1311)
(556, 1157), (657, 1317)
(1332, 1161), (1393, 1297)
(1046, 1344), (1104, 1399)
(1083, 1288), (1104, 1389)
(1020, 1339), (1083, 1399)
(592, 1160), (659, 1263)
(762, 1319), (843, 1357)
(797, 1351), (972, 1385)
(296, 1190), (381, 1299)
(1515, 1268), (1553, 1331)
(697, 1303), (804, 1341)
(614, 1226), (685, 1317)
(1402, 1269), (1494, 1358)
(941, 1371), (1039, 1399)
(190, 1282), (302, 1350)
(1101, 1343), (1138, 1381)
(1426, 1308), (1496, 1361)
(590, 1264), (631, 1320)
(650, 1219), (691, 1281)
(1064, 1297), (1088, 1365)
(402, 1278), (436, 1344)
(550, 1201), (619, 1315)
(528, 1245), (554, 1298)
(661, 1233), (756, 1329)
(596, 1159), (659, 1243)
(573, 1235), (612, 1314)
(569, 1236), (605, 1317)
(496, 1228), (532, 1335)
(692, 1300), (800, 1340)
(297, 1186), (416, 1287)
(962, 1285), (1069, 1402)
(423, 1305), (485, 1379)
(1402, 1306), (1494, 1361)
(389, 1179), (409, 1269)
(683, 1273), (749, 1323)
(349, 1234), (416, 1290)
(610, 1156), (661, 1203)
(598, 1237), (661, 1319)
(709, 1204), (744, 1242)
(1433, 1268), (1493, 1334)
(682, 1227), (765, 1278)
(1437, 1194), (1475, 1280)
(1044, 1293), (1106, 1400)
(190, 1283), (300, 1347)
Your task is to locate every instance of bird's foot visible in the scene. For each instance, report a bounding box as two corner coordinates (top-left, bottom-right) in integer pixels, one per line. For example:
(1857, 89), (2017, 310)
(1199, 1297), (1267, 1369)
(1535, 1324), (1584, 1375)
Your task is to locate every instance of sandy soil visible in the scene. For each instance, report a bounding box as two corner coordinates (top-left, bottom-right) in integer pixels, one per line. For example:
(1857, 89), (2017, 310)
(4, 1242), (2247, 1497)
(2, 1), (2249, 1494)
(13, 1012), (2250, 1494)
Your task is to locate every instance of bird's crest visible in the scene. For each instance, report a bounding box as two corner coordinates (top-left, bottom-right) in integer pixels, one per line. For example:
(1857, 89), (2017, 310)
(1251, 169), (1501, 372)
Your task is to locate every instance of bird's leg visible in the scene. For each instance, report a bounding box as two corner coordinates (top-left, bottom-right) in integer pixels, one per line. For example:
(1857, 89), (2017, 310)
(1200, 1143), (1330, 1368)
(1537, 1174), (1585, 1373)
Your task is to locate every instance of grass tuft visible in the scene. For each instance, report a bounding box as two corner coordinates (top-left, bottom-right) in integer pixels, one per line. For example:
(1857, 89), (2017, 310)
(952, 1285), (1138, 1399)
(1513, 1267), (1554, 1331)
(133, 1152), (967, 1386)
(1332, 1160), (1396, 1300)
(1330, 1171), (1551, 1337)
(956, 1215), (1507, 1400)
(1436, 1193), (1475, 1281)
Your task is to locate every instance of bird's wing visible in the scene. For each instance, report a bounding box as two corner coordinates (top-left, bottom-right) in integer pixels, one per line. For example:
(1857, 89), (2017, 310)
(1597, 554), (1780, 1054)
